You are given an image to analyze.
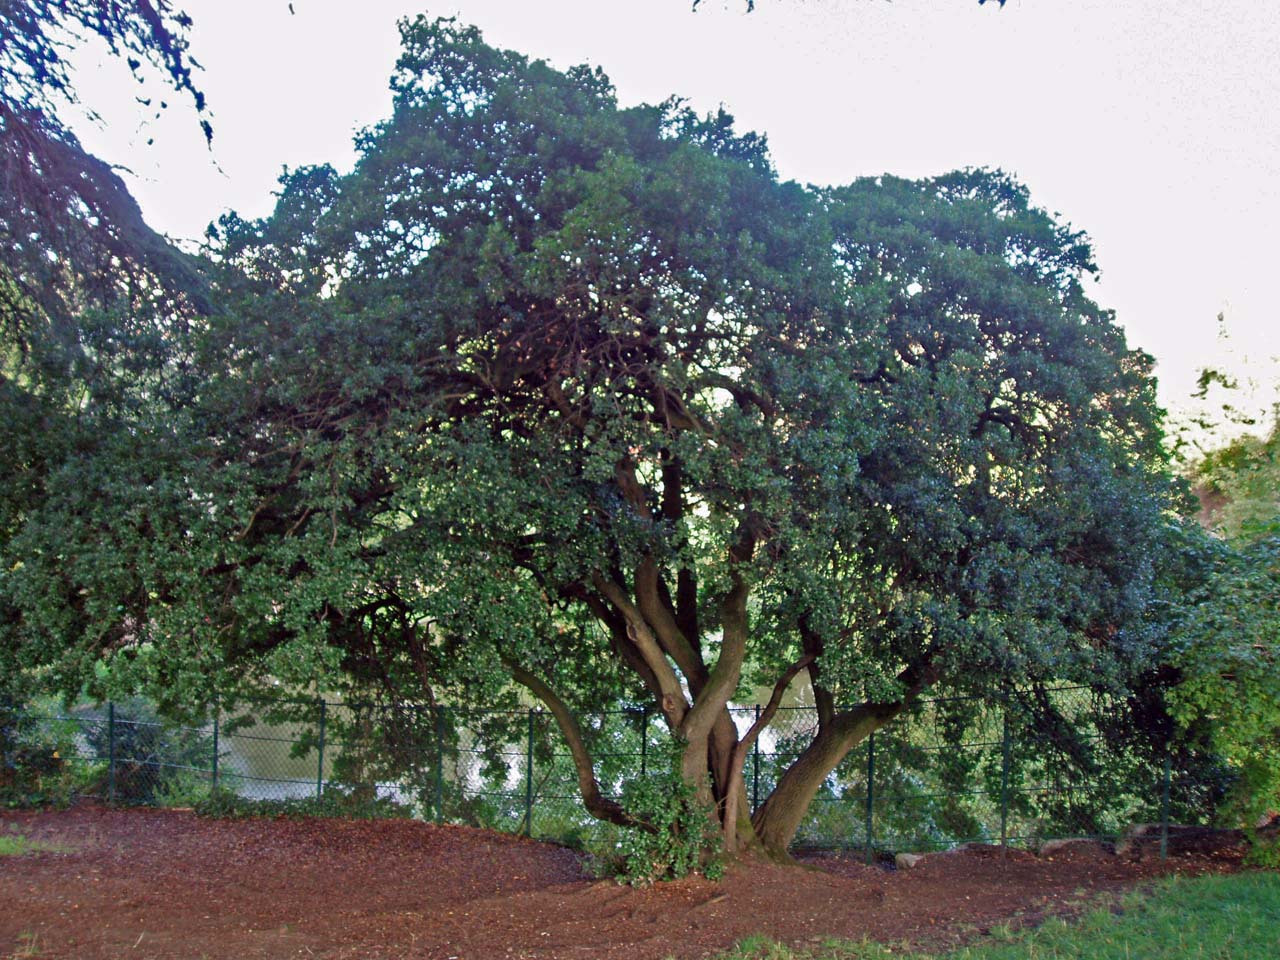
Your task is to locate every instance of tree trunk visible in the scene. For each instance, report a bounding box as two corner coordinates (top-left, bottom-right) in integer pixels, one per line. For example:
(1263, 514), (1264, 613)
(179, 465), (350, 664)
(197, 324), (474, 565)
(752, 705), (892, 859)
(708, 713), (766, 854)
(723, 653), (815, 855)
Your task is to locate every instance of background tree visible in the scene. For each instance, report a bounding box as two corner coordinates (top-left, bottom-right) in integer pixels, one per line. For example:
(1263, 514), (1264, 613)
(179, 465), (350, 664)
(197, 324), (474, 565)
(1166, 404), (1280, 838)
(1, 1), (212, 717)
(1188, 411), (1279, 540)
(0, 0), (210, 346)
(1, 18), (1174, 862)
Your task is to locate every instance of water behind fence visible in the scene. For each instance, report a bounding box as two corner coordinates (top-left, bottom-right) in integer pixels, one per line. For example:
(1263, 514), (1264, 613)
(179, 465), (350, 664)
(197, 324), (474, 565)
(22, 687), (1194, 855)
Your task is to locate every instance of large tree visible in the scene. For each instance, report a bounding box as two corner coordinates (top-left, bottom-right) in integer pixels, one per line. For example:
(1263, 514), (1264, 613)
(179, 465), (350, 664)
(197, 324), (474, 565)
(2, 18), (1173, 860)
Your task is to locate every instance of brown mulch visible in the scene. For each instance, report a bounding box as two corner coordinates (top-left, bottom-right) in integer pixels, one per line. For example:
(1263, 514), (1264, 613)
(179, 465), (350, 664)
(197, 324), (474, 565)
(0, 804), (1243, 960)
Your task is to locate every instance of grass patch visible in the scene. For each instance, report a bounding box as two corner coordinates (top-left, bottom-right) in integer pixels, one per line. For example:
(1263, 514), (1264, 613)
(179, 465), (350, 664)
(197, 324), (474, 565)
(0, 826), (74, 857)
(0, 834), (31, 857)
(6, 931), (43, 959)
(716, 872), (1280, 959)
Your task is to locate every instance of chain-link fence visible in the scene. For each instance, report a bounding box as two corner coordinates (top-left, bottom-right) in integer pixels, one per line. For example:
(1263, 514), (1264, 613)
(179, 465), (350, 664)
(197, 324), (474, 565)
(13, 687), (1201, 854)
(752, 687), (1186, 857)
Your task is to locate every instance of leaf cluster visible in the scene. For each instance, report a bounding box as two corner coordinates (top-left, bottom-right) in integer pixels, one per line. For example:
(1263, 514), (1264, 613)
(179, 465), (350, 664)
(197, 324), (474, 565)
(612, 743), (724, 884)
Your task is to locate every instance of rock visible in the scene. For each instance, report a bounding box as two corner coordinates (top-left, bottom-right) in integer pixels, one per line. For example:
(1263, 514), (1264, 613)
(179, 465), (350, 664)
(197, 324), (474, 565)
(894, 852), (927, 869)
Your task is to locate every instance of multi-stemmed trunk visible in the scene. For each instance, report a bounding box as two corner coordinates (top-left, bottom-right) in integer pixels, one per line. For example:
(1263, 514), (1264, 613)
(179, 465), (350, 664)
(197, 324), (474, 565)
(514, 612), (930, 861)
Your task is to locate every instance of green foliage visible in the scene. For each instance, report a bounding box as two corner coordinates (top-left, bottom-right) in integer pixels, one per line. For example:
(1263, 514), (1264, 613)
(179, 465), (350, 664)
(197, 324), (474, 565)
(1, 17), (1175, 857)
(194, 787), (411, 821)
(612, 746), (724, 884)
(0, 699), (79, 809)
(150, 768), (213, 808)
(79, 699), (214, 805)
(1244, 832), (1280, 869)
(1, 1), (209, 349)
(1187, 409), (1280, 540)
(1173, 536), (1280, 827)
(1167, 422), (1280, 832)
(0, 824), (73, 857)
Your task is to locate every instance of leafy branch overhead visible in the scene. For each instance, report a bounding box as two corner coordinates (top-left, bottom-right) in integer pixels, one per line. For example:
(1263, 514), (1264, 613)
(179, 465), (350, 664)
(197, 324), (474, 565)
(0, 0), (211, 348)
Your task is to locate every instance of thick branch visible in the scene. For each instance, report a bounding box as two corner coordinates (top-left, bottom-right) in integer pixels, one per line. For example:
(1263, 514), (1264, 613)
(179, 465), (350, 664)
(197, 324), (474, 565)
(798, 617), (835, 731)
(753, 654), (939, 857)
(680, 565), (749, 752)
(722, 653), (814, 852)
(613, 456), (652, 518)
(742, 654), (817, 756)
(592, 573), (689, 727)
(635, 557), (707, 688)
(505, 660), (653, 832)
(567, 582), (665, 702)
(659, 453), (701, 650)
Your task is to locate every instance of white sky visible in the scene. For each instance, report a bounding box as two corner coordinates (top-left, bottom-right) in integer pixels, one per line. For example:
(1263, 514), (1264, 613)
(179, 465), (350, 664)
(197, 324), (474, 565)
(67, 0), (1279, 425)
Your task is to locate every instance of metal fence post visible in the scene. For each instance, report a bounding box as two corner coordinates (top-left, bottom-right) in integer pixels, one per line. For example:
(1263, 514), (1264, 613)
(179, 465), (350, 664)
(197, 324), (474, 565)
(1160, 749), (1172, 861)
(523, 709), (535, 836)
(211, 706), (220, 794)
(1000, 697), (1011, 855)
(752, 704), (762, 814)
(434, 707), (445, 824)
(107, 701), (117, 803)
(864, 730), (875, 865)
(639, 706), (648, 779)
(316, 699), (327, 798)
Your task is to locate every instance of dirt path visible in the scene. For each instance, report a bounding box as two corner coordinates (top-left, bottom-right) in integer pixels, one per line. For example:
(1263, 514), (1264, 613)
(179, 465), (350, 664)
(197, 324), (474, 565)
(0, 805), (1241, 959)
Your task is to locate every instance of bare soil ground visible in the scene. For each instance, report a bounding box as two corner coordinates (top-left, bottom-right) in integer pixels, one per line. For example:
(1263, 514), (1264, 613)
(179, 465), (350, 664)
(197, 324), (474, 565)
(0, 804), (1242, 960)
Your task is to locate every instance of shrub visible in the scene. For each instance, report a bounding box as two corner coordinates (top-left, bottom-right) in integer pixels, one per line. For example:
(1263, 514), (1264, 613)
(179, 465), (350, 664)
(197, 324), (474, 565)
(195, 786), (411, 820)
(79, 698), (215, 805)
(611, 747), (724, 885)
(0, 699), (77, 808)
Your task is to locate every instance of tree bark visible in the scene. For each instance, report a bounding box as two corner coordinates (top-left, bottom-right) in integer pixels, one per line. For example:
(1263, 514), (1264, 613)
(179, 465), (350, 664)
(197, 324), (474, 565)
(752, 704), (889, 858)
(753, 658), (938, 859)
(723, 653), (814, 854)
(678, 569), (749, 800)
(506, 660), (653, 831)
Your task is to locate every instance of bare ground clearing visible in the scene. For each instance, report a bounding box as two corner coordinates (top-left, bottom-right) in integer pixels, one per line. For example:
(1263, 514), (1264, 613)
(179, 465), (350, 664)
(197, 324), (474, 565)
(0, 805), (1242, 959)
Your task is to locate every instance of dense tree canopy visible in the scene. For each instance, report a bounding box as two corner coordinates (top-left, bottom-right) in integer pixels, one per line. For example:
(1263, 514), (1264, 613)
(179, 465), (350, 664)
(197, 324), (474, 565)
(1, 18), (1175, 859)
(0, 0), (211, 713)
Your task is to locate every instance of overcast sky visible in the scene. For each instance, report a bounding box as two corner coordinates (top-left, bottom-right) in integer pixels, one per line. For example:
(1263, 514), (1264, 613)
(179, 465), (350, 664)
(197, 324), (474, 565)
(68, 0), (1278, 427)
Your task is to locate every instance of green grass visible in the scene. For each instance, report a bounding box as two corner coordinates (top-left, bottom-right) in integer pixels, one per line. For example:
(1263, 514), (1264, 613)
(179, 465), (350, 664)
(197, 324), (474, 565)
(0, 833), (33, 857)
(714, 872), (1280, 960)
(0, 826), (73, 857)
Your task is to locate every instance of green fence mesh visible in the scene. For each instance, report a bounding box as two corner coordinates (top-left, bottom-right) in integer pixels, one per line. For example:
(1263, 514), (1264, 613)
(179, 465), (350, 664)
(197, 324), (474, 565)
(19, 686), (1198, 854)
